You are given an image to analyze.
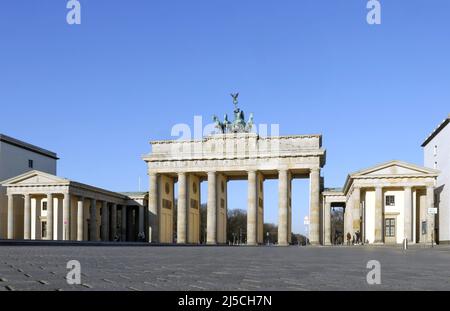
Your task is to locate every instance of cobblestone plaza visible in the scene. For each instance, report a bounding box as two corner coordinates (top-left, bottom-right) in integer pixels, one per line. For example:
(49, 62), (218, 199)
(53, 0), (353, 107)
(1, 245), (449, 291)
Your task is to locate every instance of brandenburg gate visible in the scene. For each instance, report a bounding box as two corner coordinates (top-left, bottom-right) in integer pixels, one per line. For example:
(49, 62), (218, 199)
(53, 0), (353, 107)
(143, 95), (326, 245)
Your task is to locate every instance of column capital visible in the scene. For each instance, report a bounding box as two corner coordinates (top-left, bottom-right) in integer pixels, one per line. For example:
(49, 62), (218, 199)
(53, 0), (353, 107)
(352, 187), (362, 195)
(278, 169), (289, 177)
(310, 167), (320, 173)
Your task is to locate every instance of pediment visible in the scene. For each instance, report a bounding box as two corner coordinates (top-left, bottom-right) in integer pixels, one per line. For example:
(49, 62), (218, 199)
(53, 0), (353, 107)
(1, 170), (69, 186)
(352, 161), (439, 178)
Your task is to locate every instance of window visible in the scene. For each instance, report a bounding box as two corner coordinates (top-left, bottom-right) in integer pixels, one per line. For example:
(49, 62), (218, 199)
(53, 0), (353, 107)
(42, 202), (47, 211)
(385, 195), (395, 206)
(41, 221), (47, 238)
(385, 218), (395, 237)
(162, 199), (172, 210)
(422, 221), (427, 235)
(434, 145), (438, 157)
(28, 159), (33, 168)
(190, 199), (198, 210)
(434, 161), (438, 169)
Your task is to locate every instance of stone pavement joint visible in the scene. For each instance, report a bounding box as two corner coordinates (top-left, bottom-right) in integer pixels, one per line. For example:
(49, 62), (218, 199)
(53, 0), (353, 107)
(0, 245), (449, 291)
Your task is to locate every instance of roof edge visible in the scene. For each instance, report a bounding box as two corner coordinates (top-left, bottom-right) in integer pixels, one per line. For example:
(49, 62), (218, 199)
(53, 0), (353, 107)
(0, 134), (59, 160)
(422, 115), (450, 147)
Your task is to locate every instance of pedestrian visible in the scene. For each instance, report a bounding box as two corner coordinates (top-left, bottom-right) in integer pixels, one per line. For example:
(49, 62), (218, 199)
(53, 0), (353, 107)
(138, 231), (146, 242)
(346, 232), (351, 246)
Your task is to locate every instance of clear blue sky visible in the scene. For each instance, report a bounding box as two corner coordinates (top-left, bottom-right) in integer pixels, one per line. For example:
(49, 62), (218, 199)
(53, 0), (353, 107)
(1, 1), (449, 234)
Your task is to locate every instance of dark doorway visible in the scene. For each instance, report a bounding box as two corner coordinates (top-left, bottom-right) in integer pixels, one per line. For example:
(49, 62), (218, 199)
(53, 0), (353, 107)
(331, 205), (345, 245)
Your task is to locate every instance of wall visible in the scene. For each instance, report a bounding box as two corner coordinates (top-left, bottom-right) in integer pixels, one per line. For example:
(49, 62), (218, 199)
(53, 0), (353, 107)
(216, 173), (227, 244)
(257, 173), (264, 244)
(159, 175), (174, 243)
(383, 189), (404, 244)
(187, 174), (200, 243)
(364, 190), (375, 243)
(424, 123), (450, 243)
(416, 190), (428, 243)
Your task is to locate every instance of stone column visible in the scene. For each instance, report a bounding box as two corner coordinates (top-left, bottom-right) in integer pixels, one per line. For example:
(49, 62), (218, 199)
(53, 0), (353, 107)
(89, 199), (97, 241)
(139, 206), (144, 236)
(63, 193), (70, 240)
(111, 203), (117, 241)
(77, 197), (84, 241)
(427, 186), (435, 244)
(177, 172), (187, 244)
(47, 193), (54, 240)
(121, 205), (127, 241)
(148, 173), (158, 243)
(101, 201), (109, 241)
(344, 199), (353, 238)
(24, 194), (31, 239)
(374, 187), (383, 243)
(35, 197), (42, 240)
(207, 171), (217, 244)
(247, 170), (258, 246)
(278, 169), (289, 246)
(7, 195), (14, 239)
(324, 201), (331, 245)
(309, 168), (320, 245)
(352, 187), (361, 239)
(127, 207), (133, 241)
(404, 187), (413, 242)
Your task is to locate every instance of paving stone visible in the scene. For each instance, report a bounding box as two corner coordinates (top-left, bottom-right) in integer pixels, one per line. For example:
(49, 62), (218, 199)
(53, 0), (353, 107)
(0, 245), (449, 290)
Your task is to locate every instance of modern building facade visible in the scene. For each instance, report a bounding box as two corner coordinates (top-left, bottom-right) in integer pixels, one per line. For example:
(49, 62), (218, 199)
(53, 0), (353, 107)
(423, 115), (450, 244)
(0, 134), (58, 238)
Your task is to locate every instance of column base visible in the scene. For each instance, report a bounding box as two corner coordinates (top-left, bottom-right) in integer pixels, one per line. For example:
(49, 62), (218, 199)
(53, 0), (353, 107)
(278, 242), (289, 246)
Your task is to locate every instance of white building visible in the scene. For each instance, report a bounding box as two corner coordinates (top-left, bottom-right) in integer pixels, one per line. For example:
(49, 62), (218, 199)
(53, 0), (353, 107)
(0, 134), (58, 238)
(326, 160), (438, 245)
(422, 115), (450, 244)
